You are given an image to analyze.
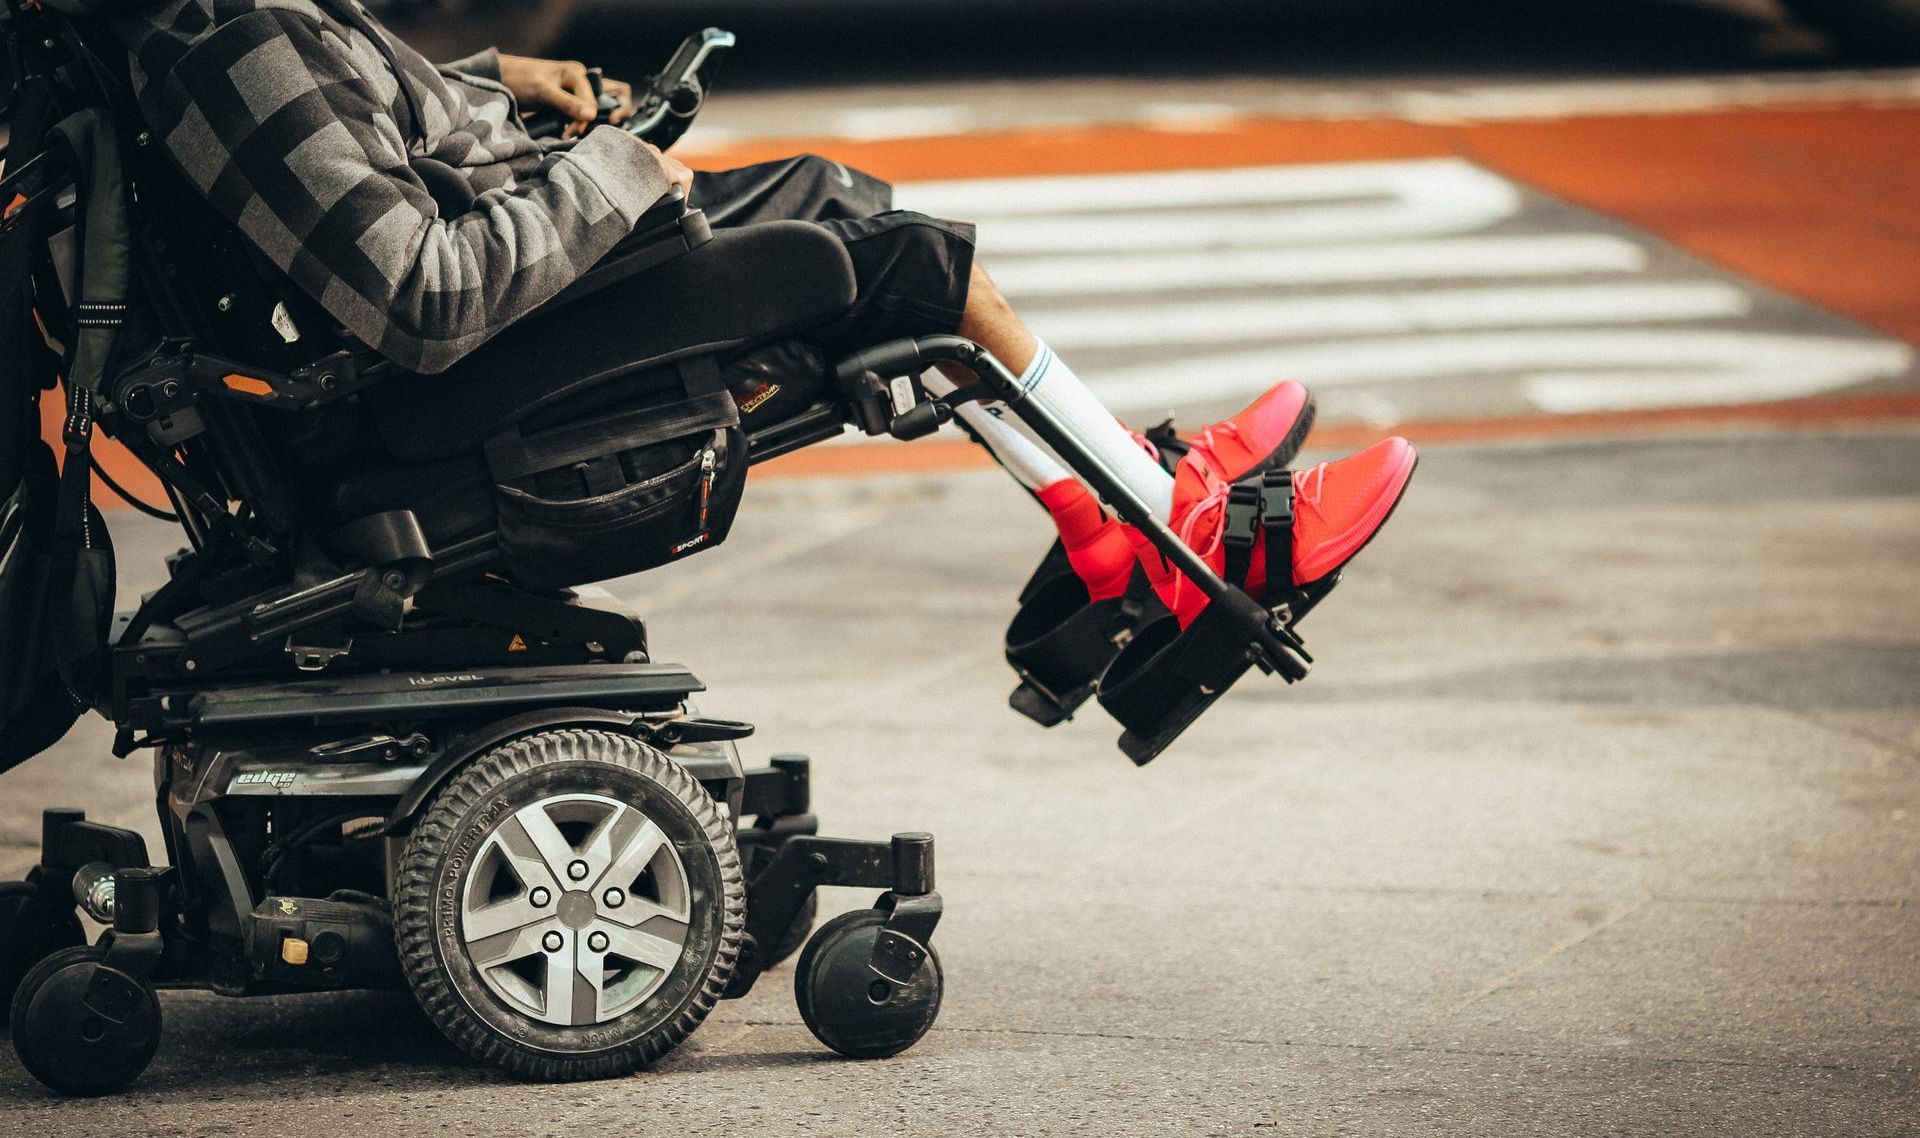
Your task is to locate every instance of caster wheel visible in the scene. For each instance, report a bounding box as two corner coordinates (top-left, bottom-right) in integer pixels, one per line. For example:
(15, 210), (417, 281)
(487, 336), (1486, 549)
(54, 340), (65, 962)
(394, 729), (745, 1081)
(0, 882), (86, 1019)
(10, 946), (162, 1096)
(795, 909), (942, 1060)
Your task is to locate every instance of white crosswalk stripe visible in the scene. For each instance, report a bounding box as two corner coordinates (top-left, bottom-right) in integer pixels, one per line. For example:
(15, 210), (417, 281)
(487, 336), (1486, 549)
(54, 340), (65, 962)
(896, 159), (1916, 422)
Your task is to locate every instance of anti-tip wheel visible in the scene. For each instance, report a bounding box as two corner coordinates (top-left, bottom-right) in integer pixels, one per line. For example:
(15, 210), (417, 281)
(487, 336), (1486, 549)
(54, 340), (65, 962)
(794, 909), (942, 1060)
(10, 946), (162, 1096)
(0, 881), (86, 1019)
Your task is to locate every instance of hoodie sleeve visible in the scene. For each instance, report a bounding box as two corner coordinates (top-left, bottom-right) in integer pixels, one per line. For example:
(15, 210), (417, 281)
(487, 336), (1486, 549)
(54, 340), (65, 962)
(438, 45), (503, 82)
(142, 10), (670, 373)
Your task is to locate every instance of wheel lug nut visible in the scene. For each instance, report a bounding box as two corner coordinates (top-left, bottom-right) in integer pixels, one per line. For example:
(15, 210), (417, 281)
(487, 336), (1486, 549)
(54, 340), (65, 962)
(567, 860), (590, 881)
(529, 887), (551, 907)
(587, 931), (609, 953)
(602, 888), (624, 908)
(542, 931), (564, 952)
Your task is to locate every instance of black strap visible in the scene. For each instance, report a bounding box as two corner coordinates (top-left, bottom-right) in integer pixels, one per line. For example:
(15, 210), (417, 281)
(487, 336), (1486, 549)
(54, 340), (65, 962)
(1222, 468), (1293, 593)
(1259, 469), (1294, 598)
(483, 388), (738, 483)
(38, 110), (135, 701)
(1222, 475), (1262, 590)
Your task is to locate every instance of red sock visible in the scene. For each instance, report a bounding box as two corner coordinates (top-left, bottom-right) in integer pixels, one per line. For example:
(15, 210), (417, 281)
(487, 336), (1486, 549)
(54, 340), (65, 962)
(1036, 480), (1136, 601)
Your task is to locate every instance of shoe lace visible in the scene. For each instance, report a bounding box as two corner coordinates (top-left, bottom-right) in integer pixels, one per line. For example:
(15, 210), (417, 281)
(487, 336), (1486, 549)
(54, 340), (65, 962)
(1168, 476), (1234, 611)
(1293, 462), (1328, 522)
(1190, 419), (1246, 475)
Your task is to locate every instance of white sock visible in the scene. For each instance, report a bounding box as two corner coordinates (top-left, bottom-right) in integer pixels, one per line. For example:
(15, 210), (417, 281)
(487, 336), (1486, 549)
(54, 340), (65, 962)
(1015, 342), (1174, 519)
(924, 371), (1071, 492)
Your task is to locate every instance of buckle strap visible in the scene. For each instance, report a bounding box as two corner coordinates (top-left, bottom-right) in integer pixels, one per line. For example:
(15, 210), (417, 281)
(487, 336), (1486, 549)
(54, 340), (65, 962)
(1260, 468), (1294, 600)
(1222, 468), (1293, 593)
(1222, 479), (1262, 590)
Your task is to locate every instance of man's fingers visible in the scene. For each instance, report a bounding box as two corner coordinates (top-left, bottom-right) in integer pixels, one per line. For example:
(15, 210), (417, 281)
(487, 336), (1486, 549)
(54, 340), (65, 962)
(604, 79), (635, 125)
(557, 62), (597, 120)
(537, 78), (594, 138)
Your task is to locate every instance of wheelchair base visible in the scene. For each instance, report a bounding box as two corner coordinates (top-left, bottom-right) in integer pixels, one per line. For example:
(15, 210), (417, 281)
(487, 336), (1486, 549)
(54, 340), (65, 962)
(7, 693), (944, 1091)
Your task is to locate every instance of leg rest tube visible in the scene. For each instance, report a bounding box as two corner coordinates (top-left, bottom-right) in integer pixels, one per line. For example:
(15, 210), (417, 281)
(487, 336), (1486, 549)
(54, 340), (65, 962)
(841, 336), (1308, 674)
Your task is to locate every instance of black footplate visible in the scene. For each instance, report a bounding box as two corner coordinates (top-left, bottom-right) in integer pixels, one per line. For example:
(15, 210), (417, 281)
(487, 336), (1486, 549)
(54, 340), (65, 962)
(1100, 569), (1341, 764)
(1006, 567), (1166, 728)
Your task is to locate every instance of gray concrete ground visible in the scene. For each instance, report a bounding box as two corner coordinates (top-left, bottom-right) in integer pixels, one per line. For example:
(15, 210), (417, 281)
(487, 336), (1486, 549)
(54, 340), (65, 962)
(2, 425), (1915, 1135)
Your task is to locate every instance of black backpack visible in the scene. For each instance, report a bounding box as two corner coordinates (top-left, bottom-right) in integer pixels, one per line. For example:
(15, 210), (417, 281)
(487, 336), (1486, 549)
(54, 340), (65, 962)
(1, 71), (127, 773)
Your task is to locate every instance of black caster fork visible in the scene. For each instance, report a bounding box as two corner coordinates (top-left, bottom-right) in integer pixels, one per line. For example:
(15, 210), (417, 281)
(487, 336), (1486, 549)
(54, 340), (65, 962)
(11, 868), (169, 1096)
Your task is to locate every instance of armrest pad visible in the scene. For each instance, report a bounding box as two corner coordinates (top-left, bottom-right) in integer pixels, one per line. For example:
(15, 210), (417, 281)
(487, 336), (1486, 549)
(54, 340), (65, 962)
(540, 189), (712, 313)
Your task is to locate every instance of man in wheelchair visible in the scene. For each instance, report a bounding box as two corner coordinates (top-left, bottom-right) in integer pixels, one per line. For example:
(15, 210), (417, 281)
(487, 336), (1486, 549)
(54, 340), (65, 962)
(0, 0), (1422, 1095)
(105, 0), (1415, 633)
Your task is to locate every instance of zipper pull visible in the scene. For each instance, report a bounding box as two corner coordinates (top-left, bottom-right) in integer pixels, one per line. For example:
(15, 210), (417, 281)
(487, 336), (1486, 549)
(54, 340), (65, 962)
(696, 446), (716, 530)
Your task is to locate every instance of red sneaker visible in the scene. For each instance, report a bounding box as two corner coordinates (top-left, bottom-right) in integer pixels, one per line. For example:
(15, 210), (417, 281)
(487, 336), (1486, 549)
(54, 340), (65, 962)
(1134, 436), (1417, 625)
(1259, 437), (1418, 589)
(1038, 382), (1317, 602)
(1183, 380), (1317, 485)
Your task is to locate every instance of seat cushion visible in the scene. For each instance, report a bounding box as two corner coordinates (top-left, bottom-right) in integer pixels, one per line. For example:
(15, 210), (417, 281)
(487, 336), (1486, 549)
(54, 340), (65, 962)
(367, 220), (857, 462)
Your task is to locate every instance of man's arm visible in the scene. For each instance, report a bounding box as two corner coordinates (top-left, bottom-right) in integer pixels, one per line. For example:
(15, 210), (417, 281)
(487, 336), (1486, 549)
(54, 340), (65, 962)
(145, 9), (671, 373)
(438, 46), (503, 83)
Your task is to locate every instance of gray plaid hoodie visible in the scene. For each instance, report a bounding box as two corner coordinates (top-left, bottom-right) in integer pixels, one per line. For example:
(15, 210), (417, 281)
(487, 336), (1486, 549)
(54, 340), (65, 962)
(107, 0), (671, 373)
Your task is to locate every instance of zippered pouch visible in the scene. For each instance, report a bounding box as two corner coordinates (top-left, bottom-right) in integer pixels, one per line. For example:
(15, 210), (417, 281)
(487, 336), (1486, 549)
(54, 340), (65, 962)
(492, 425), (748, 591)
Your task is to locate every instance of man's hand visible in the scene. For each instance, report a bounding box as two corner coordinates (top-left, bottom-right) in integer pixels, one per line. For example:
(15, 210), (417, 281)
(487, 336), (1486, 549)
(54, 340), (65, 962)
(644, 141), (696, 202)
(495, 55), (690, 199)
(498, 54), (636, 139)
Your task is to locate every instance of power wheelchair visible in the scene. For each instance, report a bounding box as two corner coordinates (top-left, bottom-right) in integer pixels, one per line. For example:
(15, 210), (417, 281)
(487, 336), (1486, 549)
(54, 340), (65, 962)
(0, 1), (1323, 1095)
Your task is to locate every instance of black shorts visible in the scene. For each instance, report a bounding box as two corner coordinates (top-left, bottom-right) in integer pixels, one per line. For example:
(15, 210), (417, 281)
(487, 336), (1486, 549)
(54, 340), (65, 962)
(691, 155), (977, 353)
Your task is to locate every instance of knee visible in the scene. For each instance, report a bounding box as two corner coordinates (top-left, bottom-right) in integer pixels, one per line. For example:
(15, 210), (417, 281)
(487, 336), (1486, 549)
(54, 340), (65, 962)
(965, 261), (1014, 318)
(792, 153), (840, 183)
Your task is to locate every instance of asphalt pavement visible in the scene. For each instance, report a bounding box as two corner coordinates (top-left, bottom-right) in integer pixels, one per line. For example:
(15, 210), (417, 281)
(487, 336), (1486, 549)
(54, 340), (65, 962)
(3, 426), (1916, 1135)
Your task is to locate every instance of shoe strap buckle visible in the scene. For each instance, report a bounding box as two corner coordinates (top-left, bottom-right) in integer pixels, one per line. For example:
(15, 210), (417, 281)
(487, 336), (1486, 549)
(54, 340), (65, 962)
(1223, 481), (1264, 552)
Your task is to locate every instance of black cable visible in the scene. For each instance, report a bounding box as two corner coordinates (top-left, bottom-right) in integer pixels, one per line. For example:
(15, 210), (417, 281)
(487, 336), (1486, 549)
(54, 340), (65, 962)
(90, 452), (179, 521)
(259, 809), (371, 891)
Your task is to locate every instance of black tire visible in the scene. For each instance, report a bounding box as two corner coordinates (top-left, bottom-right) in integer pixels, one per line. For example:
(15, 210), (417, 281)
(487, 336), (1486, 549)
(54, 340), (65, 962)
(0, 881), (86, 1021)
(393, 729), (745, 1081)
(795, 909), (942, 1060)
(764, 891), (818, 969)
(1783, 0), (1920, 59)
(11, 945), (161, 1096)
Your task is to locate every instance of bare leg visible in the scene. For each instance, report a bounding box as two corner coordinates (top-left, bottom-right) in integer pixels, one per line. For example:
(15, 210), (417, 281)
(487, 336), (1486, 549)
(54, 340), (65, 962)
(945, 263), (1039, 378)
(930, 263), (1174, 516)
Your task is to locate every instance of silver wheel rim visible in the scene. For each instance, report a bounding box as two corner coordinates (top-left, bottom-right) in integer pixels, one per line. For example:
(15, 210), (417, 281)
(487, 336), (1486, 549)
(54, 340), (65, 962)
(459, 792), (692, 1027)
